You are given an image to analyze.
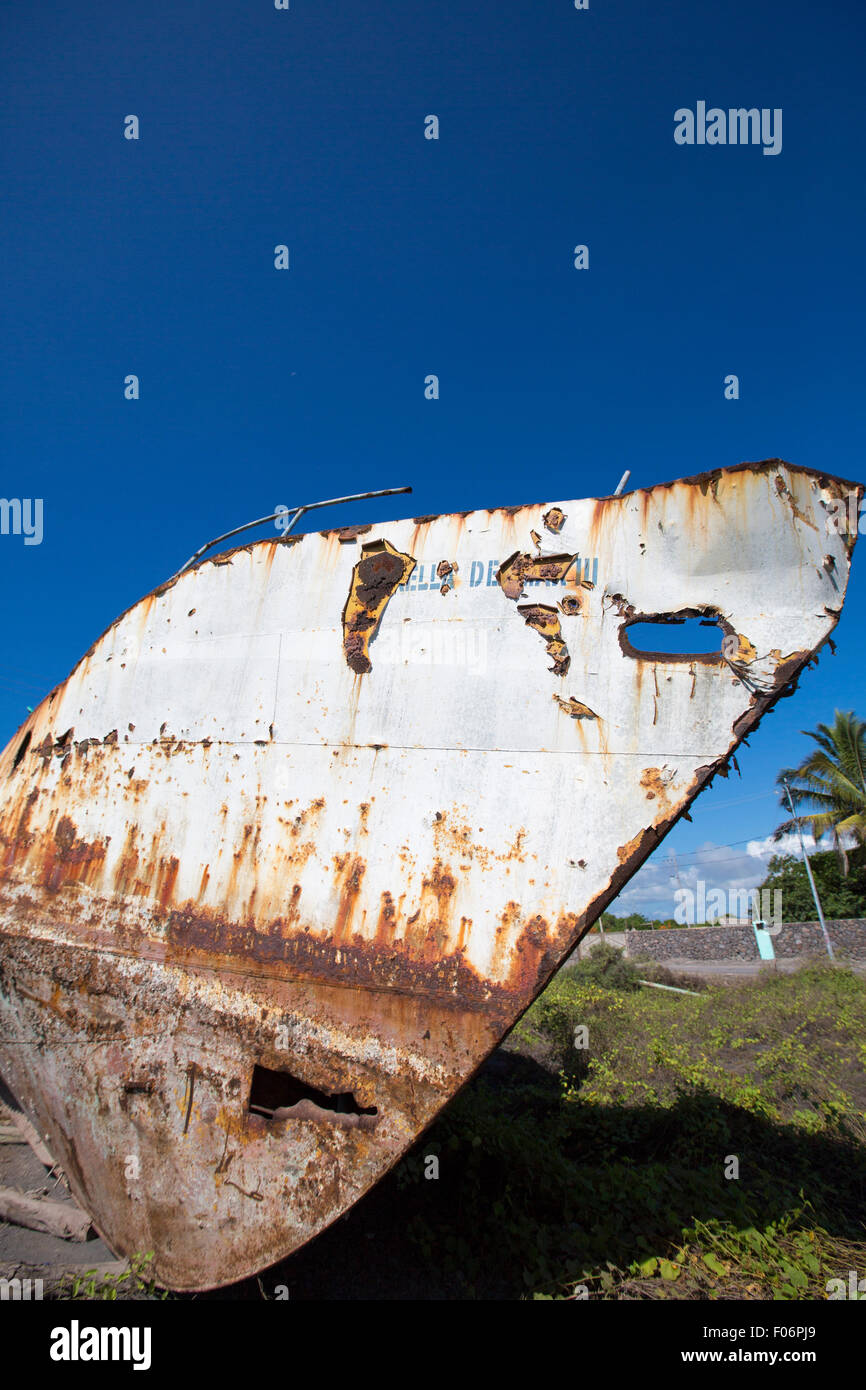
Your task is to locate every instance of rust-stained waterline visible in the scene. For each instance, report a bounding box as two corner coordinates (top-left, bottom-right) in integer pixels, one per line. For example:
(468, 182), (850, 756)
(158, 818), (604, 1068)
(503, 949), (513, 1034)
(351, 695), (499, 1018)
(0, 458), (860, 1290)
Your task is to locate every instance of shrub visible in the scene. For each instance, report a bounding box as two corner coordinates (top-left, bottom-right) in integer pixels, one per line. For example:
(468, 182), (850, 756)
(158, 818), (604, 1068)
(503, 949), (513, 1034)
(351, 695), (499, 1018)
(569, 941), (641, 992)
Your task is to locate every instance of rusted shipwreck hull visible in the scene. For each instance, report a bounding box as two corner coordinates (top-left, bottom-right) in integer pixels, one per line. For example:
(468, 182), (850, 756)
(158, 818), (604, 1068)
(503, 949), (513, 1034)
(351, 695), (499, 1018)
(0, 458), (859, 1290)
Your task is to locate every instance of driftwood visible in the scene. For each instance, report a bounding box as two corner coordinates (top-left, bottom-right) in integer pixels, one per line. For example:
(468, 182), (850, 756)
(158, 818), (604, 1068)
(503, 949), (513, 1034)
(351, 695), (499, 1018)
(3, 1108), (57, 1167)
(0, 1186), (92, 1241)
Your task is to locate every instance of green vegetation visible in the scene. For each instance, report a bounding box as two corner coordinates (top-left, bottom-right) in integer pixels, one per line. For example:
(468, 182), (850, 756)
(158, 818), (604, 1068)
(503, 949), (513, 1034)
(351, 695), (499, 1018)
(776, 709), (866, 853)
(758, 847), (866, 920)
(561, 939), (643, 992)
(395, 958), (866, 1299)
(58, 1252), (169, 1301)
(594, 910), (681, 932)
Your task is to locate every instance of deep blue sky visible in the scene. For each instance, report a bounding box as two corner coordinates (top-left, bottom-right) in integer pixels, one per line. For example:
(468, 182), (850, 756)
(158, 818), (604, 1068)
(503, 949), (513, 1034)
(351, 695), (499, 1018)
(2, 1), (864, 917)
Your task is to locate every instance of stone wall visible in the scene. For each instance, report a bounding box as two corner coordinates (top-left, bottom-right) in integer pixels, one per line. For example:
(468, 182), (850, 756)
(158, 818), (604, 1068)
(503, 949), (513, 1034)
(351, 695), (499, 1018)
(624, 919), (866, 961)
(575, 931), (628, 955)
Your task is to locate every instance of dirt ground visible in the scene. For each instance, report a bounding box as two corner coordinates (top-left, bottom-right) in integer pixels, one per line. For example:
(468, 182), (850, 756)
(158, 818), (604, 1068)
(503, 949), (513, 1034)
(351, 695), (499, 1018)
(0, 1080), (114, 1273)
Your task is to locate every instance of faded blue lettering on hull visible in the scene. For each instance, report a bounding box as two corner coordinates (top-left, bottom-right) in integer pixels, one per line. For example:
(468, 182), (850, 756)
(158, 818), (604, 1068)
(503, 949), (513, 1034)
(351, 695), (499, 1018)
(401, 557), (598, 592)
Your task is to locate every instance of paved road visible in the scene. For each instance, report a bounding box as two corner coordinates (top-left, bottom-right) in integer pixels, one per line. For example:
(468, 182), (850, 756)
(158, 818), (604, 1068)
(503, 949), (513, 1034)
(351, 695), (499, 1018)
(642, 955), (866, 980)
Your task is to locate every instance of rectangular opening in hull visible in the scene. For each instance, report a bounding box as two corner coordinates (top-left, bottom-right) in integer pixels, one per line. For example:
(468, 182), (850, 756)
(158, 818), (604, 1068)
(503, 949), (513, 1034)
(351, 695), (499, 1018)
(622, 615), (725, 659)
(247, 1063), (377, 1120)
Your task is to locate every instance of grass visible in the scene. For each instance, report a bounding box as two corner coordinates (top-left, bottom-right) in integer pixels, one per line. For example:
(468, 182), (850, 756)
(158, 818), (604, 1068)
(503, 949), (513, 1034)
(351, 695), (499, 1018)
(387, 956), (866, 1299)
(57, 1252), (169, 1301)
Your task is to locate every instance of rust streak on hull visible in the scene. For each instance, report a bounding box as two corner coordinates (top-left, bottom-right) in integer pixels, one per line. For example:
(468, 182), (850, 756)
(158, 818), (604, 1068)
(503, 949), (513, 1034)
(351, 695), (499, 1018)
(0, 458), (860, 1290)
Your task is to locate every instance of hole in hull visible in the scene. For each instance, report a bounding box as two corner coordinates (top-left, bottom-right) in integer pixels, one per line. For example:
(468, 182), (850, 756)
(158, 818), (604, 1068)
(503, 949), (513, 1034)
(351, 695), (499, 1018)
(12, 731), (31, 771)
(248, 1063), (377, 1122)
(622, 615), (726, 659)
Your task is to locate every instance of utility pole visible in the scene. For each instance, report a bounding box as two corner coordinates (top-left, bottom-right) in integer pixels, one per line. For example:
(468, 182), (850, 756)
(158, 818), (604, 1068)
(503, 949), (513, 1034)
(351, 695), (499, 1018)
(782, 778), (835, 962)
(668, 850), (686, 925)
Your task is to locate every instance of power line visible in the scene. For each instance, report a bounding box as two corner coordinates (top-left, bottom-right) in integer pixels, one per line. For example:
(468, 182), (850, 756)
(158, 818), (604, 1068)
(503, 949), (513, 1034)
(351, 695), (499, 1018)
(657, 851), (785, 872)
(666, 840), (782, 867)
(698, 788), (778, 810)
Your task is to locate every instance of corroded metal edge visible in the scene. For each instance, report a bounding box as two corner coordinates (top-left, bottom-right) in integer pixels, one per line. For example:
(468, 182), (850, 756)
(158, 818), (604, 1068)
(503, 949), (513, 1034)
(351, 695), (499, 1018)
(0, 458), (860, 1289)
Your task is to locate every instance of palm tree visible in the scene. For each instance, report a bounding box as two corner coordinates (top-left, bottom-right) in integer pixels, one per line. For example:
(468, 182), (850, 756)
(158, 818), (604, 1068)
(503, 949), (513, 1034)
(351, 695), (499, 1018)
(775, 710), (866, 873)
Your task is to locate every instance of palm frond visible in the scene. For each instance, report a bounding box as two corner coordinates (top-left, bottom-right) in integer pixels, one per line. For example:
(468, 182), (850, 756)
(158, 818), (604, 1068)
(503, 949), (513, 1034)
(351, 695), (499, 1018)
(774, 710), (866, 864)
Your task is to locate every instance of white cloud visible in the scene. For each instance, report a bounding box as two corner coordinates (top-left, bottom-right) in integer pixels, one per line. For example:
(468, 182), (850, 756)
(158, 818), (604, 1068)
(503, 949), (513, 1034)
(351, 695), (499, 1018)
(604, 811), (857, 921)
(608, 834), (808, 921)
(746, 831), (815, 858)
